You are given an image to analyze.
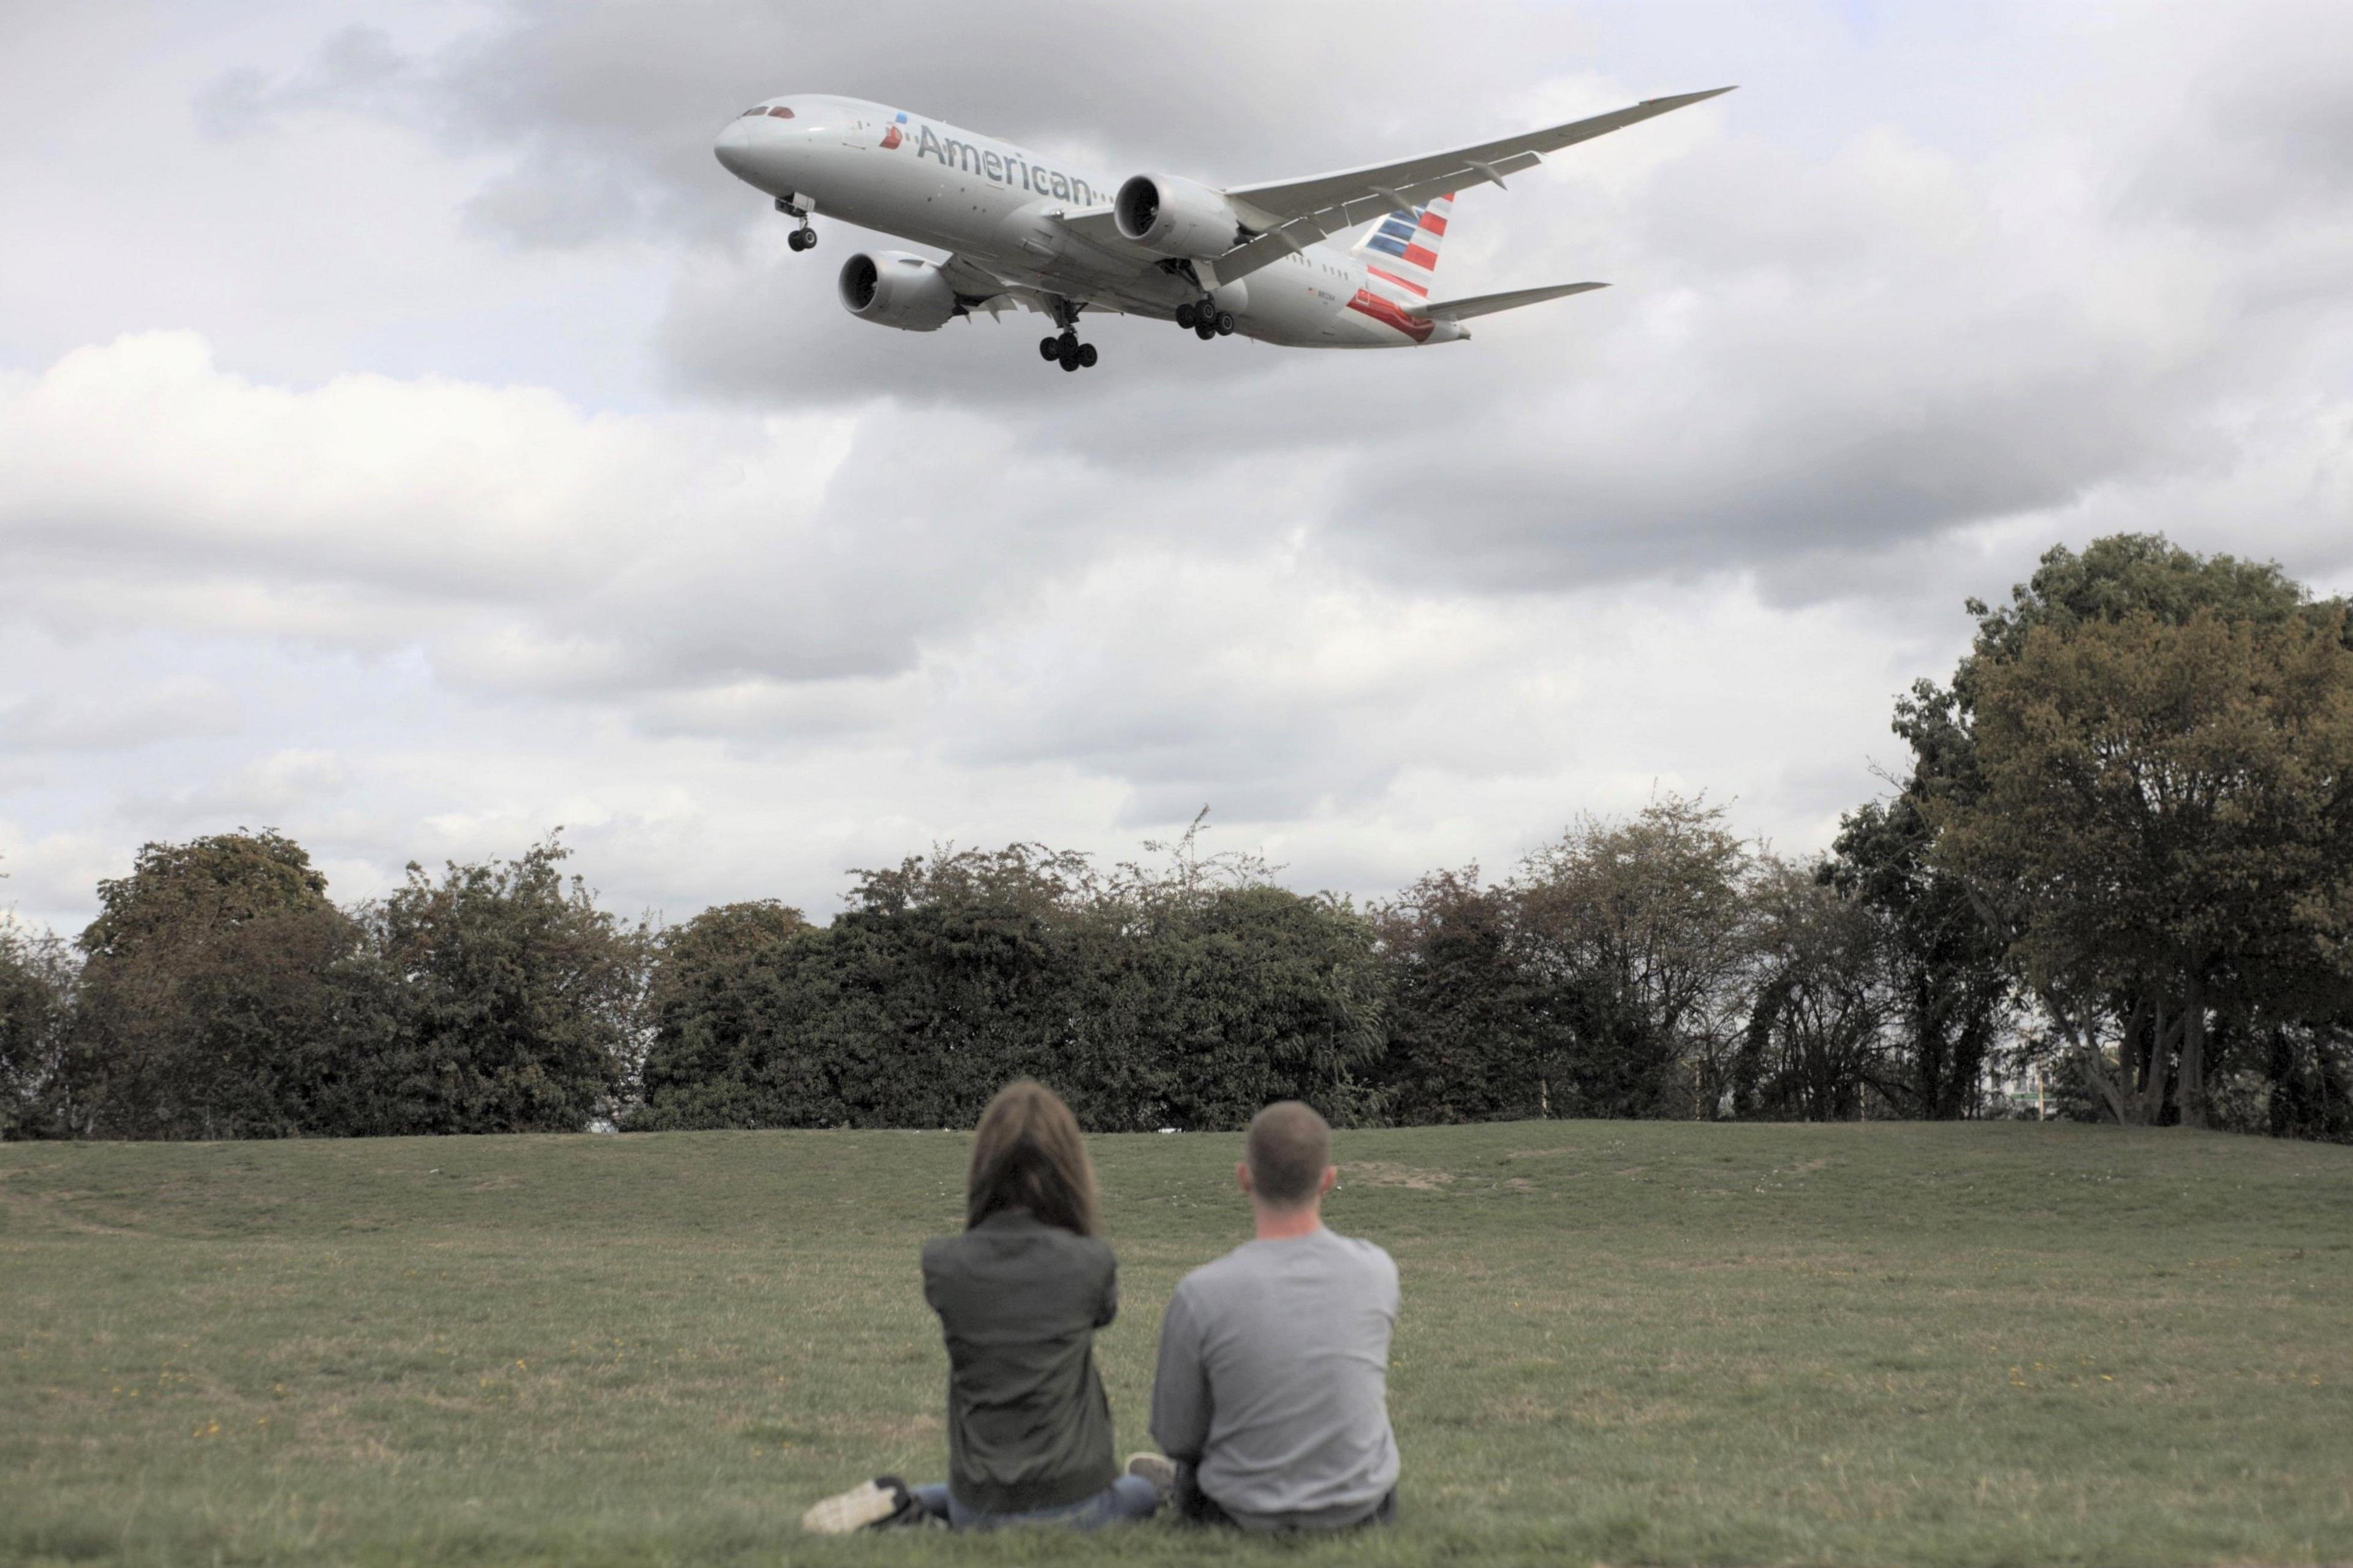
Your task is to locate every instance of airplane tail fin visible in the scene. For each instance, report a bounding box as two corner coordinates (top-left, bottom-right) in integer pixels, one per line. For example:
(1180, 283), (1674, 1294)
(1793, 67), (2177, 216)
(1351, 192), (1452, 305)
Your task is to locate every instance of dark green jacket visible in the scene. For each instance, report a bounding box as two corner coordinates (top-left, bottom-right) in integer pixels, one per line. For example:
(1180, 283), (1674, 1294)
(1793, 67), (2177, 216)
(920, 1211), (1119, 1514)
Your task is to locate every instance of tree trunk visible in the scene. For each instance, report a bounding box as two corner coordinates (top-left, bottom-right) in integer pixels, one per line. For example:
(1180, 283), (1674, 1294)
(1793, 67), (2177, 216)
(2178, 966), (2208, 1129)
(2120, 998), (2154, 1113)
(2139, 998), (2182, 1126)
(2267, 1025), (2295, 1138)
(2068, 1005), (2131, 1125)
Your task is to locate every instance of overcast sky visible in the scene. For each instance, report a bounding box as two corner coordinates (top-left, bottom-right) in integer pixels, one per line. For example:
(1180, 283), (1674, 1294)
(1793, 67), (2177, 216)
(4, 0), (2349, 933)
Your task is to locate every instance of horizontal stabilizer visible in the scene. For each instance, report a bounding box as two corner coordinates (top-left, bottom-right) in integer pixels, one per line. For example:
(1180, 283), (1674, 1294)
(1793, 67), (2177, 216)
(1419, 281), (1608, 321)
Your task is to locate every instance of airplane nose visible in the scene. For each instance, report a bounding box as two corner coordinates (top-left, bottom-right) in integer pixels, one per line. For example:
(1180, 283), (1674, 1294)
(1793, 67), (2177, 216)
(714, 116), (757, 180)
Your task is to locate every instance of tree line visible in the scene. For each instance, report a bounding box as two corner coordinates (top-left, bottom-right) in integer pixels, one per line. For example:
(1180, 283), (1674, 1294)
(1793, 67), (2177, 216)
(3, 533), (2349, 1141)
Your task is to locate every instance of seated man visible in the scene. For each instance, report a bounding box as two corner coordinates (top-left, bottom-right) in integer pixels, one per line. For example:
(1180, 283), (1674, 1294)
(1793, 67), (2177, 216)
(1137, 1100), (1400, 1530)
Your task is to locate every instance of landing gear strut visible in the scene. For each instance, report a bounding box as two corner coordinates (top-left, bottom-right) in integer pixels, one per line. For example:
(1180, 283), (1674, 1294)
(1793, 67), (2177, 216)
(777, 196), (817, 251)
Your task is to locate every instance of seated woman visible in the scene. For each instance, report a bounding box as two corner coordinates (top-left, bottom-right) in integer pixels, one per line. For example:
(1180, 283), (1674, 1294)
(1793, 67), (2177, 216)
(801, 1080), (1161, 1532)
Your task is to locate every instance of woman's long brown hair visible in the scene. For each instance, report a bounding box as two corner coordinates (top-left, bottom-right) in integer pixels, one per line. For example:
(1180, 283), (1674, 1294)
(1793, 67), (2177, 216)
(966, 1080), (1099, 1238)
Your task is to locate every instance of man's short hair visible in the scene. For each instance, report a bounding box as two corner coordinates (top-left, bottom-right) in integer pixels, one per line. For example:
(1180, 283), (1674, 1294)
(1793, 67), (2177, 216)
(1245, 1101), (1332, 1208)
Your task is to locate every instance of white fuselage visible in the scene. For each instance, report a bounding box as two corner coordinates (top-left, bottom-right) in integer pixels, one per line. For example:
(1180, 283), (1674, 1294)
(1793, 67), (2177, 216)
(713, 95), (1465, 348)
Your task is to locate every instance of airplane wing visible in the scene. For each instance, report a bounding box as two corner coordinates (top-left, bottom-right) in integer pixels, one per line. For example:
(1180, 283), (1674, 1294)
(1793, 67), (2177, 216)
(1054, 208), (1126, 248)
(936, 252), (1139, 322)
(1211, 87), (1732, 282)
(940, 252), (1019, 301)
(939, 252), (1072, 318)
(1419, 281), (1609, 322)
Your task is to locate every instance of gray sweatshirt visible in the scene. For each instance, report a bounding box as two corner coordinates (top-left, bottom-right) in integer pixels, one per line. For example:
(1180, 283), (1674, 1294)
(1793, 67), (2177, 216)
(1148, 1226), (1401, 1529)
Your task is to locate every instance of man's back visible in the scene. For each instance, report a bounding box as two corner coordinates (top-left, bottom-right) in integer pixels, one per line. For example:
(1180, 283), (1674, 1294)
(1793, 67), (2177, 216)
(1148, 1227), (1400, 1529)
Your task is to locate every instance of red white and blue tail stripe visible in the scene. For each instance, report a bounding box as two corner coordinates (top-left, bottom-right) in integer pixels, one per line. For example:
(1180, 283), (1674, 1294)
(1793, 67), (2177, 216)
(1349, 193), (1452, 341)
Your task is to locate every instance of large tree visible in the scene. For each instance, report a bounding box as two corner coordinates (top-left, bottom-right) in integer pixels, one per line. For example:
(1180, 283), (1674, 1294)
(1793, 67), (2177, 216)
(1936, 604), (2353, 1127)
(365, 838), (648, 1134)
(71, 831), (365, 1138)
(1372, 869), (1542, 1123)
(635, 900), (814, 1126)
(1120, 883), (1387, 1132)
(0, 917), (78, 1138)
(1513, 795), (1760, 1118)
(1851, 534), (2353, 1132)
(1735, 862), (1893, 1121)
(1825, 776), (2013, 1119)
(634, 845), (1099, 1132)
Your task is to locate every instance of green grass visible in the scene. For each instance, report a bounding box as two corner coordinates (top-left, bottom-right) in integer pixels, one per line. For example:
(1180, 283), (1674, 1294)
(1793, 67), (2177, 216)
(4, 1121), (2350, 1567)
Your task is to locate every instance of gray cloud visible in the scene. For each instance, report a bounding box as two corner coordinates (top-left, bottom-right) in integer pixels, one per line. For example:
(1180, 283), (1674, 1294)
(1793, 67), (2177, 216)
(0, 679), (241, 753)
(4, 1), (2351, 933)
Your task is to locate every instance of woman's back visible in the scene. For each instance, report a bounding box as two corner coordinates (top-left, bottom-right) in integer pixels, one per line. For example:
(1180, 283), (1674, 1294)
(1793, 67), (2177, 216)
(922, 1211), (1118, 1514)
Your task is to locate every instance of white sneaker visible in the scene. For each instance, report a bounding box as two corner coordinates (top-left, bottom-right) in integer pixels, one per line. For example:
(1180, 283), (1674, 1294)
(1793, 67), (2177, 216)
(801, 1477), (909, 1534)
(1125, 1452), (1177, 1504)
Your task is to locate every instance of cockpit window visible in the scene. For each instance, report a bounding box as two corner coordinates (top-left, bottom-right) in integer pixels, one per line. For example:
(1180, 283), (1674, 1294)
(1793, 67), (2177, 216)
(766, 105), (795, 118)
(741, 107), (766, 116)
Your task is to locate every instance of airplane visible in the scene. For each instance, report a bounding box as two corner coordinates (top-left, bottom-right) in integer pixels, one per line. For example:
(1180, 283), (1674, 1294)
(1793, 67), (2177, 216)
(711, 86), (1732, 371)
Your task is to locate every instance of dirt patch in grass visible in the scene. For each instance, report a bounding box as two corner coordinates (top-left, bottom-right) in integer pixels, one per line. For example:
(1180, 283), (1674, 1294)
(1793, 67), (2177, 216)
(1340, 1161), (1454, 1191)
(816, 1411), (941, 1442)
(1485, 1391), (1566, 1426)
(0, 1181), (148, 1238)
(292, 1403), (402, 1464)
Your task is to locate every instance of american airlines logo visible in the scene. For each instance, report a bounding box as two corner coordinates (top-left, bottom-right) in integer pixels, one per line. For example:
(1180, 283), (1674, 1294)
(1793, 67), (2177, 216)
(909, 124), (1099, 207)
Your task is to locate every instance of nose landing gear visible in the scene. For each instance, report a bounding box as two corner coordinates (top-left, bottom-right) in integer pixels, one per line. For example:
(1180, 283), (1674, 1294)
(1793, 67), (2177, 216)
(776, 195), (817, 251)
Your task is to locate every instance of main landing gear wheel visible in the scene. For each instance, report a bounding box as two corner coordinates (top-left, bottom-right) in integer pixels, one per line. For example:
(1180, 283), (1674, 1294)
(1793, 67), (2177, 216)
(1181, 298), (1236, 340)
(1047, 330), (1099, 371)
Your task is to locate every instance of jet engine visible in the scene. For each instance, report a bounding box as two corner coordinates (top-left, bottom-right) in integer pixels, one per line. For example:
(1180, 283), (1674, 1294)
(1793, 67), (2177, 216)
(1113, 174), (1246, 258)
(837, 251), (959, 331)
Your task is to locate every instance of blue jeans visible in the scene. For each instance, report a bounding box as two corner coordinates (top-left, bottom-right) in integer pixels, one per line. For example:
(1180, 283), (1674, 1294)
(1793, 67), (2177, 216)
(911, 1475), (1159, 1531)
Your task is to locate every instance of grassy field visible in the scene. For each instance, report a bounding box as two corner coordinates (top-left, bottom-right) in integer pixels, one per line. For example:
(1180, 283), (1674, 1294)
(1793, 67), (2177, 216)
(3, 1120), (2350, 1567)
